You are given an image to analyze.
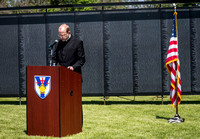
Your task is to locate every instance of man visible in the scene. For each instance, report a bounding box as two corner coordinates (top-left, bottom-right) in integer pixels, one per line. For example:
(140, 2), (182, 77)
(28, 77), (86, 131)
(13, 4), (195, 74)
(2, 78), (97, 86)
(52, 24), (85, 74)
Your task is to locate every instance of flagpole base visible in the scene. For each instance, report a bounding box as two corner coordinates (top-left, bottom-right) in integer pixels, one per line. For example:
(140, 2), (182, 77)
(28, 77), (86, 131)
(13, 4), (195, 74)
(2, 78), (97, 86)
(168, 114), (184, 123)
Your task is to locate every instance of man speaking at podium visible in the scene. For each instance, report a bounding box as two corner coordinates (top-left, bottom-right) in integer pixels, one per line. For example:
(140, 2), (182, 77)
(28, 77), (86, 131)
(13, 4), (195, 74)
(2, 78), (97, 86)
(52, 24), (85, 74)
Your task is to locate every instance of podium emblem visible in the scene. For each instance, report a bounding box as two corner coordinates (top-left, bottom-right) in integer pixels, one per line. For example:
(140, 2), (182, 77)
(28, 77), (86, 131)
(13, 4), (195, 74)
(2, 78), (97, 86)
(34, 76), (51, 99)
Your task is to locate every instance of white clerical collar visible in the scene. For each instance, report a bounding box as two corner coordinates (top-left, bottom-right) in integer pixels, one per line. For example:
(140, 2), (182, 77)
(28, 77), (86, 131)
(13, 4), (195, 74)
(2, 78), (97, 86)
(66, 34), (71, 42)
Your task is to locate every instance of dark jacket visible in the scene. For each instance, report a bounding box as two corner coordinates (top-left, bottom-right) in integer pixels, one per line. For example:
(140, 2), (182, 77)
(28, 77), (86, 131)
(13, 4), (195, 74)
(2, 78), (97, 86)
(52, 35), (85, 74)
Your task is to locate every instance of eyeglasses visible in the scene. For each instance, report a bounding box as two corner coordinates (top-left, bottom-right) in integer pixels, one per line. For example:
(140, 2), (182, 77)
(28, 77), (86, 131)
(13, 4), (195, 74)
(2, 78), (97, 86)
(58, 33), (68, 37)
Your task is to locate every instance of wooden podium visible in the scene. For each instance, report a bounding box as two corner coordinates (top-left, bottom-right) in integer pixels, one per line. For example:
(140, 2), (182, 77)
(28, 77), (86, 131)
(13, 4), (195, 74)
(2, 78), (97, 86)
(26, 66), (82, 137)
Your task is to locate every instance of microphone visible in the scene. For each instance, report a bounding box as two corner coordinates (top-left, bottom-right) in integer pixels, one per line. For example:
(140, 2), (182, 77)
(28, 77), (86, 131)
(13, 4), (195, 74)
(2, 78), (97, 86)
(48, 40), (58, 48)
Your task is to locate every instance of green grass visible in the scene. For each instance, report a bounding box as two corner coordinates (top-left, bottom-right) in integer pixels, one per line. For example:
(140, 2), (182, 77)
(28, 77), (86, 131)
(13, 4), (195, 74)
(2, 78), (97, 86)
(0, 95), (200, 139)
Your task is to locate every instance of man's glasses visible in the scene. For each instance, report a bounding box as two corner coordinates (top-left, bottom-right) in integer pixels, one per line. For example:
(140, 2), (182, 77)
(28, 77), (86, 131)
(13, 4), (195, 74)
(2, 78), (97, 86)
(58, 33), (67, 37)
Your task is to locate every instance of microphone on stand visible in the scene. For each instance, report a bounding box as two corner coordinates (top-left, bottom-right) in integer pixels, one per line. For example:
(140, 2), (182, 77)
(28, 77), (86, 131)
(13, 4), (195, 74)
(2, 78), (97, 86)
(49, 40), (58, 66)
(48, 40), (58, 48)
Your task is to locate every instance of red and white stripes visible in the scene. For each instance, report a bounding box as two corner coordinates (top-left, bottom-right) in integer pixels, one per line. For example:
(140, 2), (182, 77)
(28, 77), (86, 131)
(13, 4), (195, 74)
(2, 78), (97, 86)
(166, 12), (181, 108)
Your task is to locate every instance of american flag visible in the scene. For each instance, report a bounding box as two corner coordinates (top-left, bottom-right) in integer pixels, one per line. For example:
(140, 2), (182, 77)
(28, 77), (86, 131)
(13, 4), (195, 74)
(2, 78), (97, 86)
(166, 12), (181, 108)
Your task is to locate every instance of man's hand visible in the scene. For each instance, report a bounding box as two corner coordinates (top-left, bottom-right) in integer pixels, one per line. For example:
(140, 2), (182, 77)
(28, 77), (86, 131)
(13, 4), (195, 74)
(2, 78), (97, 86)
(67, 66), (74, 71)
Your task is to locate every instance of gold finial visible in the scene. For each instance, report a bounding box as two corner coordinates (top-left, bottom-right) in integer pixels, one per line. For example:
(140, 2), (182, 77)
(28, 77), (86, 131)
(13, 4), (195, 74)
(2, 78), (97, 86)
(173, 3), (176, 12)
(173, 3), (177, 15)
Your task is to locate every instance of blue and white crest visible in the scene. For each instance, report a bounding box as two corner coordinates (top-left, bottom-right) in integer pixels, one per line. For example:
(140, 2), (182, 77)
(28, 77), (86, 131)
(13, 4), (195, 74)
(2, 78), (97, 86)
(34, 75), (51, 99)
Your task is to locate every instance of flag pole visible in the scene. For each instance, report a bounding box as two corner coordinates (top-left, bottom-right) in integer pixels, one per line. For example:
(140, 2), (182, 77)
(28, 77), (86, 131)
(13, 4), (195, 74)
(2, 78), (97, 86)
(174, 3), (178, 116)
(175, 62), (178, 115)
(173, 3), (179, 117)
(168, 3), (184, 123)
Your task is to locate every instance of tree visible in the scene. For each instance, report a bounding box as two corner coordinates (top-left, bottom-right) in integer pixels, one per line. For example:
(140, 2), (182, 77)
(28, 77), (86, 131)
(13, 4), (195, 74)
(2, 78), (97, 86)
(0, 0), (199, 14)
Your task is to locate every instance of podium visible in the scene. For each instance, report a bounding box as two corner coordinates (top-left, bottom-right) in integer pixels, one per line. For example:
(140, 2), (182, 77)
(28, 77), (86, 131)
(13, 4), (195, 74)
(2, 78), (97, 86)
(26, 66), (82, 137)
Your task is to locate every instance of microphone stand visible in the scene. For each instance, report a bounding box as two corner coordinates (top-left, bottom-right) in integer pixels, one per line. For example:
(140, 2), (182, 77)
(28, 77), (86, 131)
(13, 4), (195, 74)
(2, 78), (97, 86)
(49, 46), (53, 66)
(48, 40), (58, 66)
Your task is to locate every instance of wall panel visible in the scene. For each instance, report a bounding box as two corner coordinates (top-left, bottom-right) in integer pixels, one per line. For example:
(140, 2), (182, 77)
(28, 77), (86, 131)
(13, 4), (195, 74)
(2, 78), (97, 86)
(0, 15), (19, 96)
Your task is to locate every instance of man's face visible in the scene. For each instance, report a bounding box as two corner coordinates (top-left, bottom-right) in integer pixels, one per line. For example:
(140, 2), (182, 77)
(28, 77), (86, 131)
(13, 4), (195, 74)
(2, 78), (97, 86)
(58, 27), (70, 42)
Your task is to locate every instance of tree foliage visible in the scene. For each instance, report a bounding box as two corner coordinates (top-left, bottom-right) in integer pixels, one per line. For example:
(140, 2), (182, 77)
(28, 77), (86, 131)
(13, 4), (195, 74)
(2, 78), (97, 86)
(0, 0), (199, 14)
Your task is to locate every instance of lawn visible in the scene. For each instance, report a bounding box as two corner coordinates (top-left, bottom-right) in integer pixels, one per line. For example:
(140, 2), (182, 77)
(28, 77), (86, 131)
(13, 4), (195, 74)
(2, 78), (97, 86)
(0, 95), (199, 139)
